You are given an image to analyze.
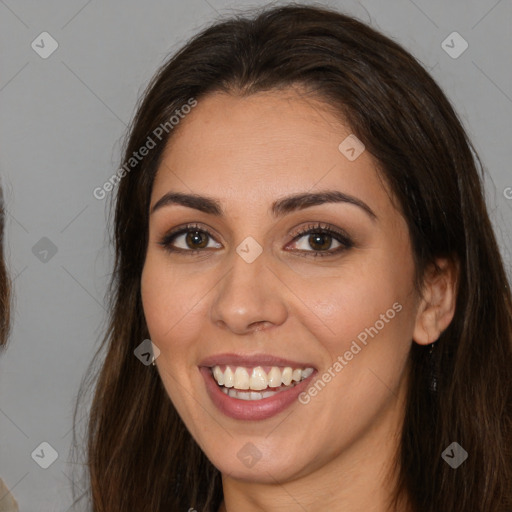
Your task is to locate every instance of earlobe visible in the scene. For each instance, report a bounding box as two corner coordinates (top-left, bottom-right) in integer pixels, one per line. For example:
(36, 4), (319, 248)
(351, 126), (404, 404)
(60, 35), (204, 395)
(413, 257), (459, 346)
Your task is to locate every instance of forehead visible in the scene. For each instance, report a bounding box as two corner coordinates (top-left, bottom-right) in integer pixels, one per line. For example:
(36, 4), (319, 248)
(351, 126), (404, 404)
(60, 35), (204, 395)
(160, 88), (350, 164)
(151, 89), (394, 219)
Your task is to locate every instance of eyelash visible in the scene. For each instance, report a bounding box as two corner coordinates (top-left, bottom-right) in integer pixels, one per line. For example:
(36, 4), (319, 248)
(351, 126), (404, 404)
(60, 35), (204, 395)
(158, 222), (354, 258)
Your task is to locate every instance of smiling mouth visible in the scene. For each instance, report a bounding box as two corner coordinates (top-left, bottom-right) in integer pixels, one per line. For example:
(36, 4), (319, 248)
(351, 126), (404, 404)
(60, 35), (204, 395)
(210, 365), (314, 401)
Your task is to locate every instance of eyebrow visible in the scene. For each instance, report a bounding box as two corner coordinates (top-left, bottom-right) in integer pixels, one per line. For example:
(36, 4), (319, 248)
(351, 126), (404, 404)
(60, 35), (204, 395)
(150, 190), (377, 221)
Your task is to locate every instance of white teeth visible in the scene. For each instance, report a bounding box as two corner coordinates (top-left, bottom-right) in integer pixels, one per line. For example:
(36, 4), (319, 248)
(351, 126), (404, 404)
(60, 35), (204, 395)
(234, 367), (250, 389)
(224, 367), (234, 388)
(267, 367), (282, 387)
(301, 368), (314, 379)
(250, 366), (267, 390)
(213, 366), (224, 386)
(221, 386), (289, 401)
(211, 364), (315, 392)
(292, 369), (302, 382)
(282, 367), (293, 386)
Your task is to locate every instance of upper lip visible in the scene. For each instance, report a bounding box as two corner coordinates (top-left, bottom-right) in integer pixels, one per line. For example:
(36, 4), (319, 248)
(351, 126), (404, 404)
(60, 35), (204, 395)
(199, 353), (316, 369)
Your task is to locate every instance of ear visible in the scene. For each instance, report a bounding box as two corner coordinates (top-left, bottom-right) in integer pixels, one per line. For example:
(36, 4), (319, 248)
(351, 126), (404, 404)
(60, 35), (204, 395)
(413, 257), (459, 346)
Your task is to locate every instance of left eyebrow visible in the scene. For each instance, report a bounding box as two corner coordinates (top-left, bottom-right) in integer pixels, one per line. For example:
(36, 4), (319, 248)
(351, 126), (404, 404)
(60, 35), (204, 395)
(270, 190), (377, 221)
(150, 189), (377, 222)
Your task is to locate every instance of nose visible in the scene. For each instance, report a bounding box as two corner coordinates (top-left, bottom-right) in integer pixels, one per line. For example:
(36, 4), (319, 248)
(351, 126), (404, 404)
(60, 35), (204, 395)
(210, 244), (288, 335)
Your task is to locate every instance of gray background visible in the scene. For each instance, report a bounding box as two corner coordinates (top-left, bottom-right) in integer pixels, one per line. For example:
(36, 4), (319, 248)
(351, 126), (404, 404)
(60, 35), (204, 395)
(0, 0), (511, 510)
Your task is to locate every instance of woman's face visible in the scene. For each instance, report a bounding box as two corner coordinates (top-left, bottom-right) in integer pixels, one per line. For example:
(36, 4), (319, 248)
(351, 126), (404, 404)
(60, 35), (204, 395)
(141, 89), (420, 483)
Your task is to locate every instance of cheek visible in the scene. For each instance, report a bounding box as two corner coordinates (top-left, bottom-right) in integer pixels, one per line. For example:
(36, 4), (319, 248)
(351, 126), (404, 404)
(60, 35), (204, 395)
(140, 253), (211, 358)
(140, 259), (170, 338)
(298, 257), (412, 348)
(140, 255), (210, 421)
(292, 250), (415, 412)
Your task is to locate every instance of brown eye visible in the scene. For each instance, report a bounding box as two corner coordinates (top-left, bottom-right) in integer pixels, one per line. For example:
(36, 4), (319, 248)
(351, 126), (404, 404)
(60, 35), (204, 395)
(185, 230), (209, 249)
(159, 224), (222, 254)
(288, 223), (354, 258)
(306, 233), (335, 251)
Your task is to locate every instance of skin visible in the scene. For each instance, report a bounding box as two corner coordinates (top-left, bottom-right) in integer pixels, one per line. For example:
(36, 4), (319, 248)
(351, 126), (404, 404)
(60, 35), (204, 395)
(141, 88), (457, 512)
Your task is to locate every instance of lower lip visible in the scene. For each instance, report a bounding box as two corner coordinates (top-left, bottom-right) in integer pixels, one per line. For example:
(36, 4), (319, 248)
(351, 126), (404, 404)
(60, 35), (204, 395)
(199, 366), (315, 421)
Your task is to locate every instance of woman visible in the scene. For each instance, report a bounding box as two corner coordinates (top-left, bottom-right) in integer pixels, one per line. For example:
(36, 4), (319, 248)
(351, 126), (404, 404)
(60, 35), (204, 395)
(0, 186), (17, 512)
(0, 185), (10, 350)
(79, 4), (512, 511)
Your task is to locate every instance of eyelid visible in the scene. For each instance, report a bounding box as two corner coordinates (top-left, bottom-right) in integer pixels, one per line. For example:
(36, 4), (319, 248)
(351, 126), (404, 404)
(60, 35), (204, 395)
(158, 221), (354, 256)
(158, 222), (220, 251)
(285, 222), (354, 257)
(288, 222), (352, 244)
(161, 222), (217, 241)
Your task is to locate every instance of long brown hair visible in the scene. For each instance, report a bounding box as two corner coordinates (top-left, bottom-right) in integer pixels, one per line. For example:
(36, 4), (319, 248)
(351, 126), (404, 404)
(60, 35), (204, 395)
(76, 4), (512, 511)
(0, 184), (11, 347)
